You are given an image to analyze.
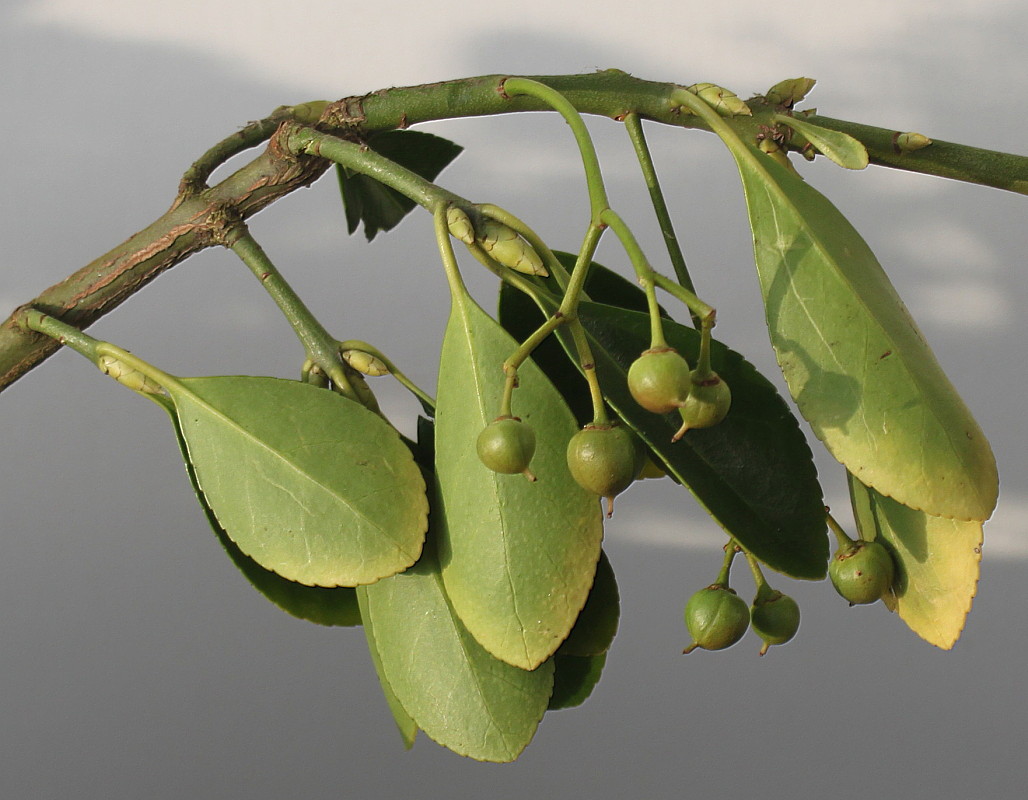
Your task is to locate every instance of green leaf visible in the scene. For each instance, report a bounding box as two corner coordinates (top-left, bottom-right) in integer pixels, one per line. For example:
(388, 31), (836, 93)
(848, 473), (982, 649)
(548, 653), (607, 710)
(166, 402), (364, 625)
(358, 536), (553, 763)
(356, 588), (418, 749)
(335, 130), (463, 241)
(557, 550), (620, 657)
(167, 376), (428, 587)
(775, 114), (869, 169)
(730, 140), (997, 521)
(435, 293), (604, 669)
(500, 281), (828, 580)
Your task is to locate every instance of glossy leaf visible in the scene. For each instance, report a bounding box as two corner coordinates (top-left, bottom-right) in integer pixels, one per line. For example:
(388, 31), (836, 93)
(167, 376), (427, 587)
(435, 292), (604, 669)
(775, 114), (869, 170)
(730, 140), (997, 521)
(356, 589), (418, 749)
(548, 654), (607, 711)
(848, 473), (982, 649)
(336, 130), (463, 241)
(165, 398), (364, 625)
(500, 282), (828, 579)
(557, 550), (620, 658)
(358, 539), (553, 762)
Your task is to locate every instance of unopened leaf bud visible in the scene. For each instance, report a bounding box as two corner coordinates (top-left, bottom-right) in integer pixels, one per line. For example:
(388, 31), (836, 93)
(342, 349), (390, 376)
(477, 219), (547, 276)
(684, 83), (752, 117)
(97, 355), (162, 394)
(765, 77), (816, 108)
(446, 206), (476, 245)
(896, 131), (932, 152)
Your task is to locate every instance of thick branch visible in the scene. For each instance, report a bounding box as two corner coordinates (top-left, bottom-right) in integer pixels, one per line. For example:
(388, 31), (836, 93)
(2, 71), (1025, 393)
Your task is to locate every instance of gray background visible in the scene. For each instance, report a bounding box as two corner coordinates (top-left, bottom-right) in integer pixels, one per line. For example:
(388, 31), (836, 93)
(2, 1), (1025, 797)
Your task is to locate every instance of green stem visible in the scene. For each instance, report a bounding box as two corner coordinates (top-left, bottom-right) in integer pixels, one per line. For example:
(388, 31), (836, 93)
(336, 339), (436, 412)
(650, 272), (715, 324)
(225, 227), (357, 401)
(742, 549), (776, 600)
(6, 72), (1026, 394)
(177, 102), (328, 198)
(502, 78), (611, 221)
(714, 542), (739, 587)
(287, 124), (459, 210)
(597, 208), (665, 347)
(805, 115), (1028, 195)
(826, 510), (857, 549)
(433, 203), (470, 303)
(693, 316), (715, 379)
(623, 113), (699, 322)
(22, 308), (102, 363)
(24, 308), (177, 404)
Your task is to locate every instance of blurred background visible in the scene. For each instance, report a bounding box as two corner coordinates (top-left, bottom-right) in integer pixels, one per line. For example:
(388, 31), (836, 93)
(1, 0), (1025, 796)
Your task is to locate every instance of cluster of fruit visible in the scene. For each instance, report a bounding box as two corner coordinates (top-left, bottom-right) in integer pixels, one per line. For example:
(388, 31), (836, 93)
(476, 337), (731, 516)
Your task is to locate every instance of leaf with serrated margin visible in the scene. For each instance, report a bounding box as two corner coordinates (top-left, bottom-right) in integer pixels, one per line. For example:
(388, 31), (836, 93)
(167, 376), (427, 587)
(336, 130), (463, 241)
(165, 401), (363, 625)
(730, 140), (996, 521)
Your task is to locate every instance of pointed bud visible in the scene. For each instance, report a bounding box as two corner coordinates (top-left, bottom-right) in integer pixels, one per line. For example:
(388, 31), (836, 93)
(684, 83), (752, 117)
(765, 77), (816, 108)
(477, 219), (547, 276)
(342, 349), (390, 376)
(446, 206), (476, 244)
(896, 131), (932, 152)
(97, 355), (162, 394)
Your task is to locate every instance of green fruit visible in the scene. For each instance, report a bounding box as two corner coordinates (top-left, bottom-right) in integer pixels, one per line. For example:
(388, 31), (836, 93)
(476, 416), (536, 478)
(627, 348), (691, 414)
(566, 423), (641, 516)
(682, 585), (750, 654)
(750, 591), (800, 656)
(829, 539), (895, 605)
(673, 371), (731, 441)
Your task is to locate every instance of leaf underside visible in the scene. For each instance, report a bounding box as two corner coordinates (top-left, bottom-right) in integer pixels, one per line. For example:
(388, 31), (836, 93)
(435, 293), (604, 669)
(733, 143), (997, 522)
(358, 540), (553, 763)
(848, 473), (982, 649)
(168, 376), (428, 587)
(167, 403), (362, 626)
